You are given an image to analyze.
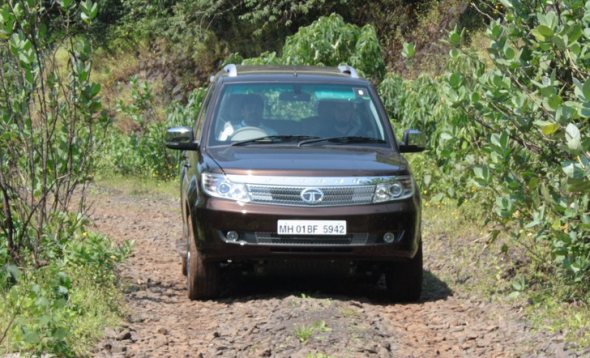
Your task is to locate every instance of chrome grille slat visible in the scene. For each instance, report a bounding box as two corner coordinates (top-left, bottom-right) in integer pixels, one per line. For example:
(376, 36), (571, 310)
(254, 232), (369, 245)
(248, 184), (375, 207)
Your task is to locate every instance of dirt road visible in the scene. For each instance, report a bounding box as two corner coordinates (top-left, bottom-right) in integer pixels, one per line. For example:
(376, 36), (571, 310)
(90, 186), (579, 357)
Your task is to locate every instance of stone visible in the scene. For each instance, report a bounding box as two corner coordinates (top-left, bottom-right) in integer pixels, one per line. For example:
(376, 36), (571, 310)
(117, 330), (132, 341)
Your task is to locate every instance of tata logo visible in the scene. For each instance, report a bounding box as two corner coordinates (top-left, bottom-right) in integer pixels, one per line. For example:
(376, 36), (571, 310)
(300, 188), (324, 204)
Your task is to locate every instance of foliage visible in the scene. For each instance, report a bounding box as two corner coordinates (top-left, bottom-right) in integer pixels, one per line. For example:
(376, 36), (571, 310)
(100, 85), (207, 180)
(116, 76), (157, 130)
(0, 2), (131, 354)
(294, 320), (331, 343)
(101, 0), (435, 81)
(379, 73), (469, 200)
(241, 14), (386, 81)
(0, 0), (105, 266)
(384, 0), (590, 298)
(106, 0), (347, 52)
(0, 216), (130, 356)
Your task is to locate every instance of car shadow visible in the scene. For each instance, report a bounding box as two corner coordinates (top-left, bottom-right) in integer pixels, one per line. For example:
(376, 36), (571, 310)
(213, 268), (452, 304)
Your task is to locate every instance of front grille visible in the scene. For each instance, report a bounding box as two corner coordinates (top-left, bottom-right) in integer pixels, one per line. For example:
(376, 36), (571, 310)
(247, 185), (374, 207)
(254, 232), (369, 246)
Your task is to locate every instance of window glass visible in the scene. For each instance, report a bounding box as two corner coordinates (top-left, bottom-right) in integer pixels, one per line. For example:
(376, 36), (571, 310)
(195, 86), (214, 141)
(209, 83), (386, 144)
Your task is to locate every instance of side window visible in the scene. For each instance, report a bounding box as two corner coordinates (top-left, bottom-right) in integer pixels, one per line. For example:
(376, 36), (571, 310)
(195, 85), (215, 141)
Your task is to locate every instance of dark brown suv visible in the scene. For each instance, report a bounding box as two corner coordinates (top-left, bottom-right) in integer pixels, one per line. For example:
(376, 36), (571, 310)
(165, 65), (426, 301)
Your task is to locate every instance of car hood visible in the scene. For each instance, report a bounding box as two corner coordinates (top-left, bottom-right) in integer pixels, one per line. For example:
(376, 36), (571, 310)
(205, 146), (409, 176)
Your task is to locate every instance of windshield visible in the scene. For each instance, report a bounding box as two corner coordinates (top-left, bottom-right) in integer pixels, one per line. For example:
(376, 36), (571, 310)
(208, 83), (388, 145)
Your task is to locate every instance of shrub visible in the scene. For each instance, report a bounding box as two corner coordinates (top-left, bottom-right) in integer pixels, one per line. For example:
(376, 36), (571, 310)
(0, 214), (131, 356)
(0, 0), (106, 264)
(241, 14), (386, 81)
(382, 1), (590, 298)
(100, 86), (207, 180)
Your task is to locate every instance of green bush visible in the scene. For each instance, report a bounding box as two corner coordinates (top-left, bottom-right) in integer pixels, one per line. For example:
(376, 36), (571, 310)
(1, 0), (106, 264)
(382, 1), (590, 299)
(0, 213), (131, 356)
(378, 73), (473, 201)
(100, 85), (207, 180)
(240, 14), (386, 81)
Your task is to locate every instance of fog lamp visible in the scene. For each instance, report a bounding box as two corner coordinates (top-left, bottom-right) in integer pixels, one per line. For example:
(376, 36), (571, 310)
(383, 232), (396, 244)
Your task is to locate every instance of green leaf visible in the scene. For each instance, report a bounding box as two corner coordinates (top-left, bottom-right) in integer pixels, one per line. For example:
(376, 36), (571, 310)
(565, 123), (581, 151)
(4, 264), (21, 281)
(547, 95), (562, 110)
(58, 0), (73, 9)
(555, 105), (576, 123)
(532, 25), (554, 41)
(536, 121), (560, 135)
(401, 42), (415, 59)
(489, 21), (502, 39)
(473, 165), (490, 182)
(448, 73), (462, 89)
(23, 330), (40, 345)
(448, 28), (461, 47)
(53, 327), (68, 340)
(562, 161), (584, 179)
(552, 35), (567, 50)
(499, 0), (513, 8)
(583, 79), (590, 100)
(504, 46), (515, 60)
(566, 24), (583, 44)
(567, 177), (590, 193)
(538, 12), (558, 29)
(495, 195), (514, 218)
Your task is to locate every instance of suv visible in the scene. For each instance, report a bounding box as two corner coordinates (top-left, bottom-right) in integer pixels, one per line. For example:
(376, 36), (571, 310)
(165, 65), (426, 301)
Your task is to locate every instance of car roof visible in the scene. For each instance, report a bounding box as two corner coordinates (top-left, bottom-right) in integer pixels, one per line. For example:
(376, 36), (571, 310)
(214, 65), (370, 85)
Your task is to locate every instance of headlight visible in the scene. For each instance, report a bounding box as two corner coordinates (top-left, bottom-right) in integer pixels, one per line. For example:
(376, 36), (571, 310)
(373, 177), (414, 202)
(202, 173), (250, 202)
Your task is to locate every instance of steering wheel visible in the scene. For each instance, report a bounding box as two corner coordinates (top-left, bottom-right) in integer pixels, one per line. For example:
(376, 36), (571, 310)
(230, 126), (269, 141)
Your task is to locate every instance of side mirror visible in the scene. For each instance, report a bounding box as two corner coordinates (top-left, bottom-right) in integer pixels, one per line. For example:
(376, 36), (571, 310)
(165, 126), (199, 150)
(399, 129), (426, 153)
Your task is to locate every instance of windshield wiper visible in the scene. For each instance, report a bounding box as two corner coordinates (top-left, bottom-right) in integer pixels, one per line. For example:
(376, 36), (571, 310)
(297, 136), (386, 147)
(231, 135), (319, 146)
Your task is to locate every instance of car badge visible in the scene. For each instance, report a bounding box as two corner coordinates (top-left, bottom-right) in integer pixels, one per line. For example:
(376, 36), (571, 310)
(300, 188), (324, 204)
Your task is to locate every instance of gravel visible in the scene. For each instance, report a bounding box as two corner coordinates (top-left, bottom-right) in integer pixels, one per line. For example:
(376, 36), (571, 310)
(90, 187), (582, 357)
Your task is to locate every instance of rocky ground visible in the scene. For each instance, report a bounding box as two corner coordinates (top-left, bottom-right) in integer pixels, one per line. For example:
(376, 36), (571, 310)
(90, 186), (586, 357)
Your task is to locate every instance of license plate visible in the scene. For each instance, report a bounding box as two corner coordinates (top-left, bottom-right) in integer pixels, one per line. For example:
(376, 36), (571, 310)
(277, 220), (347, 236)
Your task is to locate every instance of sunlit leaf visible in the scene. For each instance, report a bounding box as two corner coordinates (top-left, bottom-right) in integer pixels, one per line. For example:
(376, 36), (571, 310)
(536, 121), (560, 135)
(532, 25), (554, 41)
(565, 123), (581, 151)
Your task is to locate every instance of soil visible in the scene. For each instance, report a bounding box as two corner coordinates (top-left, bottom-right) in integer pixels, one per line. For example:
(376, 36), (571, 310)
(90, 186), (585, 357)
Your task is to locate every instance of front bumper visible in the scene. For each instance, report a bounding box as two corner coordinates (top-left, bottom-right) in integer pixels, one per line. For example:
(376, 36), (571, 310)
(191, 197), (421, 262)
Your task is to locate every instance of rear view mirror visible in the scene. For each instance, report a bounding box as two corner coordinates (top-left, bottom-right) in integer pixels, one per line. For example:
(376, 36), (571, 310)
(279, 92), (311, 102)
(165, 126), (199, 151)
(399, 129), (426, 153)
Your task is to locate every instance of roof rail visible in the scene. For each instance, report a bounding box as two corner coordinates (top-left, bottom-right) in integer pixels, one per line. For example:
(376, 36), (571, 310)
(223, 64), (237, 77)
(337, 65), (359, 78)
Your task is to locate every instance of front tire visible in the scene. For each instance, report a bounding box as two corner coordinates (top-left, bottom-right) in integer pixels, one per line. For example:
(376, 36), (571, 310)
(385, 241), (423, 302)
(187, 218), (219, 300)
